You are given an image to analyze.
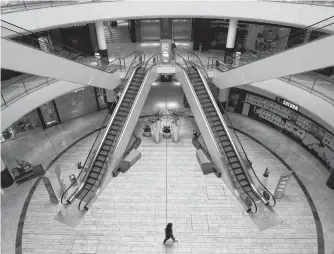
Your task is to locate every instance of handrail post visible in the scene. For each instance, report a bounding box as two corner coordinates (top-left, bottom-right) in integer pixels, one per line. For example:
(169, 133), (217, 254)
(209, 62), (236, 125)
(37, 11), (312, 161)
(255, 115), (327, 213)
(1, 93), (7, 107)
(22, 79), (28, 94)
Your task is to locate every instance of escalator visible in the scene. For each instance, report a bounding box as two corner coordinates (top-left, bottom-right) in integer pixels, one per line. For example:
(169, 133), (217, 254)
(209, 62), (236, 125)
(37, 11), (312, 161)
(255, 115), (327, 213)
(176, 52), (275, 213)
(61, 54), (159, 212)
(74, 67), (146, 207)
(187, 66), (266, 212)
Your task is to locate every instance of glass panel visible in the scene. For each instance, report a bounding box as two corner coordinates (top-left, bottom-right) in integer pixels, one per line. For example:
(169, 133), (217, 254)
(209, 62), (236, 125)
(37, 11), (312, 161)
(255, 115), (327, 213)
(54, 86), (98, 122)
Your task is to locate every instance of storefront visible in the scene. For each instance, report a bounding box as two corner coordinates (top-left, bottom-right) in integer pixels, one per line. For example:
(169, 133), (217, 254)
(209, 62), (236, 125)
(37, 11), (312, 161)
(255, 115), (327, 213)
(1, 87), (108, 142)
(226, 87), (334, 173)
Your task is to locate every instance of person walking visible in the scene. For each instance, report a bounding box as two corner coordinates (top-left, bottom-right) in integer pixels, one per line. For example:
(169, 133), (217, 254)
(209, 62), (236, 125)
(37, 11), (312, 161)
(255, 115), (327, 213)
(163, 223), (178, 245)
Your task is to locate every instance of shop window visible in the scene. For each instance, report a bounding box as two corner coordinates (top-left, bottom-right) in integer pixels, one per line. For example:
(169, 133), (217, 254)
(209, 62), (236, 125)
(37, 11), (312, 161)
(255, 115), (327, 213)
(1, 110), (42, 141)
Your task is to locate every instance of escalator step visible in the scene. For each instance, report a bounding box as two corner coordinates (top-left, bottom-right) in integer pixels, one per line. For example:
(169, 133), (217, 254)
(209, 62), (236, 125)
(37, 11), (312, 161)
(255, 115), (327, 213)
(202, 103), (213, 108)
(87, 178), (96, 185)
(204, 107), (215, 112)
(124, 94), (136, 99)
(123, 98), (133, 103)
(94, 161), (103, 168)
(119, 107), (129, 112)
(231, 162), (241, 168)
(240, 180), (249, 187)
(210, 116), (219, 122)
(90, 172), (99, 179)
(99, 150), (108, 157)
(233, 168), (243, 175)
(84, 182), (93, 189)
(215, 126), (224, 131)
(243, 186), (251, 192)
(200, 98), (211, 104)
(92, 166), (102, 173)
(121, 102), (132, 108)
(104, 140), (113, 146)
(222, 141), (231, 146)
(228, 156), (238, 164)
(117, 111), (128, 117)
(113, 120), (124, 126)
(236, 174), (246, 181)
(224, 146), (233, 152)
(77, 189), (89, 199)
(226, 151), (236, 157)
(97, 155), (106, 162)
(108, 130), (118, 136)
(115, 114), (126, 122)
(210, 121), (221, 127)
(206, 111), (217, 117)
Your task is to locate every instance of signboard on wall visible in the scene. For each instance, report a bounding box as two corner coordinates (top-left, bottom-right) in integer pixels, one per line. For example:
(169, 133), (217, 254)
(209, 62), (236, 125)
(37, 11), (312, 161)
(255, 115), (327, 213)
(276, 97), (299, 112)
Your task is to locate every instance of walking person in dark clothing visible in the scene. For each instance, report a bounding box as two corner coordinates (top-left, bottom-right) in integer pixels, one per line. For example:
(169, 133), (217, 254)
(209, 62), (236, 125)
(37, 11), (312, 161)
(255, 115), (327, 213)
(163, 223), (178, 245)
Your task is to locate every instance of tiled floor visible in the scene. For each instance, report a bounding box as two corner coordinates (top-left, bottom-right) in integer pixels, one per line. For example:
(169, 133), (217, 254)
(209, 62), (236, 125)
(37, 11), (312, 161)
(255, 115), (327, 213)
(3, 110), (332, 253)
(19, 118), (318, 254)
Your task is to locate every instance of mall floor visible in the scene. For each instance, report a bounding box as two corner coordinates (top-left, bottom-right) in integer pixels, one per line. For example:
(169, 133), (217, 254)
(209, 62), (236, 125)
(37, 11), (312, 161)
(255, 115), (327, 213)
(1, 82), (333, 254)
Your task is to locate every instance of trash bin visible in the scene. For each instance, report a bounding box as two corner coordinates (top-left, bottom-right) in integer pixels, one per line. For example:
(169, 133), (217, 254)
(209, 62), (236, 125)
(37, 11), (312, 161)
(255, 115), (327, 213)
(69, 174), (77, 186)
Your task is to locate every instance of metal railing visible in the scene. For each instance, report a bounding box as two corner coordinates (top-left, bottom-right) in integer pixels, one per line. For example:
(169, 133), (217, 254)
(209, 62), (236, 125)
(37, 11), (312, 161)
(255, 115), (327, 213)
(1, 0), (120, 13)
(1, 76), (57, 108)
(280, 73), (334, 106)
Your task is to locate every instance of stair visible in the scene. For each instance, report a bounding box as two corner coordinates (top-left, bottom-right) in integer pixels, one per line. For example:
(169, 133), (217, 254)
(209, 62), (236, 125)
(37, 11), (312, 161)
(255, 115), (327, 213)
(104, 21), (131, 44)
(76, 67), (146, 203)
(187, 66), (261, 208)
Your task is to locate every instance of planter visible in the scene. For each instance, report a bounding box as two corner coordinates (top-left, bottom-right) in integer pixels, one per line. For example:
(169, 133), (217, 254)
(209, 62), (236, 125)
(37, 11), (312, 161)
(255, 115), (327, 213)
(143, 131), (151, 137)
(163, 132), (171, 138)
(152, 120), (161, 143)
(171, 121), (180, 143)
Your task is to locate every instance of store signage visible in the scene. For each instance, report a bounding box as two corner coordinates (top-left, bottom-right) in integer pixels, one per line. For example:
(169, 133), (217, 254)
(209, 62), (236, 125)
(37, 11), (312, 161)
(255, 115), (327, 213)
(273, 171), (293, 199)
(276, 97), (299, 111)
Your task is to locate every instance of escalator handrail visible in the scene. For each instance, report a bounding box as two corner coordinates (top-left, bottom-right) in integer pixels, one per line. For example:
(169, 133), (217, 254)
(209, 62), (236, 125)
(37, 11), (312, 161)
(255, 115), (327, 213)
(175, 52), (190, 70)
(141, 53), (160, 73)
(123, 133), (141, 158)
(83, 62), (157, 211)
(65, 52), (145, 204)
(187, 53), (275, 207)
(177, 62), (257, 213)
(76, 64), (143, 211)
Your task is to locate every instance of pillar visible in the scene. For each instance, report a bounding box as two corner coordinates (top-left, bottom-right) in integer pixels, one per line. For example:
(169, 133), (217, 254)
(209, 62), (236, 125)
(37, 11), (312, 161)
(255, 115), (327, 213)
(95, 21), (108, 61)
(226, 19), (238, 49)
(219, 88), (230, 110)
(225, 19), (238, 63)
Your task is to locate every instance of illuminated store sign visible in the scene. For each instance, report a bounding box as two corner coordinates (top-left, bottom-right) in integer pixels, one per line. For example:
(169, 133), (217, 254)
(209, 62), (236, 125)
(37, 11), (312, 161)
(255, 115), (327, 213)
(276, 97), (299, 111)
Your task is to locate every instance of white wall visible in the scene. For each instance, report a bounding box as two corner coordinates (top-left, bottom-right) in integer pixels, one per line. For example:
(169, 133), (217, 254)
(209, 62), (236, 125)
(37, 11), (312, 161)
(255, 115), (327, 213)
(244, 79), (334, 132)
(1, 1), (334, 37)
(214, 35), (334, 87)
(1, 39), (121, 89)
(1, 80), (83, 131)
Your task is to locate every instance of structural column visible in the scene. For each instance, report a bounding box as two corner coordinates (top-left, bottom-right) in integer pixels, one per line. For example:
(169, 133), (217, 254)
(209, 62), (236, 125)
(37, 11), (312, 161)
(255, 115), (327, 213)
(225, 19), (238, 62)
(95, 21), (108, 62)
(219, 88), (230, 110)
